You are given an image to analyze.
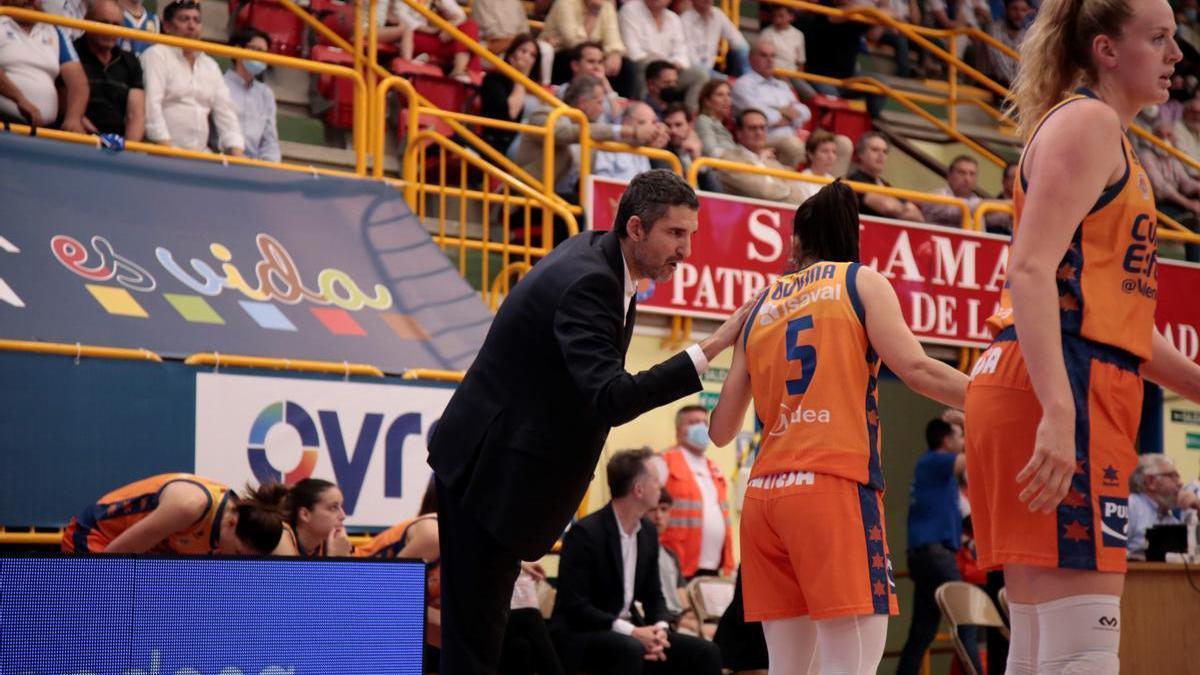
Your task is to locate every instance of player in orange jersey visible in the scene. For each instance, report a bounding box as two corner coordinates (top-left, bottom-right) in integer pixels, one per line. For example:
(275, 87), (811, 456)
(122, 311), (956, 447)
(709, 181), (969, 675)
(252, 478), (352, 557)
(965, 0), (1200, 671)
(62, 473), (288, 555)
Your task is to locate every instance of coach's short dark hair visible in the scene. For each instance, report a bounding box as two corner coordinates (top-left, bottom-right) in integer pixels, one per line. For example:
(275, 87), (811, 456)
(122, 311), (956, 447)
(608, 448), (654, 498)
(612, 169), (699, 238)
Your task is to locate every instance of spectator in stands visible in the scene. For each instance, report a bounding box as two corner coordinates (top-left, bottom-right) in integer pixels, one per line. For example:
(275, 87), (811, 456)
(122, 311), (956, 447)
(1127, 454), (1197, 560)
(793, 129), (840, 202)
(593, 101), (666, 180)
(541, 0), (625, 86)
(847, 131), (924, 221)
(981, 0), (1029, 88)
(716, 108), (811, 203)
(473, 0), (553, 83)
(981, 161), (1015, 235)
(680, 0), (748, 78)
(758, 4), (817, 100)
(224, 27), (280, 163)
(652, 405), (735, 580)
(550, 448), (723, 675)
(0, 0), (88, 132)
(481, 33), (541, 155)
(643, 59), (680, 118)
(141, 0), (243, 154)
(1140, 119), (1200, 262)
(40, 0), (85, 40)
(695, 78), (736, 158)
(924, 0), (991, 60)
(895, 417), (982, 675)
(730, 38), (810, 167)
(651, 488), (689, 626)
(376, 0), (481, 83)
(869, 0), (917, 78)
(618, 0), (708, 106)
(921, 154), (981, 227)
(1173, 96), (1200, 176)
(516, 73), (658, 197)
(118, 0), (158, 55)
(802, 0), (881, 116)
(74, 0), (144, 140)
(661, 102), (702, 170)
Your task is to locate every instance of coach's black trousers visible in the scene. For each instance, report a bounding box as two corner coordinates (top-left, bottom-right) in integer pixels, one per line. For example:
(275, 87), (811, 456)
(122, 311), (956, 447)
(437, 479), (523, 675)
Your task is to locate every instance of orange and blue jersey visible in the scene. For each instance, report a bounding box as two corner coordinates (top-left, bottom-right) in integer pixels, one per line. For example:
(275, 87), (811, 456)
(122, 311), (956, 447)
(356, 514), (438, 562)
(988, 89), (1158, 361)
(62, 474), (233, 555)
(743, 261), (882, 490)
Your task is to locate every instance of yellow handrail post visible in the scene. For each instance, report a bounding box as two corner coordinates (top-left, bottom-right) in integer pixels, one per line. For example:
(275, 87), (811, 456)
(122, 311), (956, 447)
(947, 33), (958, 131)
(367, 0), (379, 171)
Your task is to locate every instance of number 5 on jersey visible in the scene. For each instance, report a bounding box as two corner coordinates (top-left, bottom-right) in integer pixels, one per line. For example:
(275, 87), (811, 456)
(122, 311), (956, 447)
(786, 315), (817, 395)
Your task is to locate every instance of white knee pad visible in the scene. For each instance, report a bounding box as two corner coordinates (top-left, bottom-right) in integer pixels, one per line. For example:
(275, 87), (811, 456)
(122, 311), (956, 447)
(1006, 602), (1039, 675)
(1036, 594), (1121, 675)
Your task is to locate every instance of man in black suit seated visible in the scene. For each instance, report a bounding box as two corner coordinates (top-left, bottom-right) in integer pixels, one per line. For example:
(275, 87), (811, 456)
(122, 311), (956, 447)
(428, 169), (753, 673)
(550, 448), (723, 675)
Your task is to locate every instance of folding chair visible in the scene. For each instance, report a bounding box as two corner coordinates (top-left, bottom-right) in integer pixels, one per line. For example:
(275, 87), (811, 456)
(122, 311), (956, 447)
(934, 581), (1010, 675)
(686, 576), (735, 641)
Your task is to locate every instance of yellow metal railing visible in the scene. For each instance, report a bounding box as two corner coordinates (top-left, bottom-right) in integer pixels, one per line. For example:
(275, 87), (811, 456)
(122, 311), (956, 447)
(403, 128), (580, 309)
(0, 8), (370, 175)
(184, 353), (385, 377)
(0, 339), (162, 362)
(689, 157), (975, 228)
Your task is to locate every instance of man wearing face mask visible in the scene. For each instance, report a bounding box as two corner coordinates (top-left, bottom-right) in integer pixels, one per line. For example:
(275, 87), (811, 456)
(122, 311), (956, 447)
(223, 26), (279, 162)
(652, 404), (735, 579)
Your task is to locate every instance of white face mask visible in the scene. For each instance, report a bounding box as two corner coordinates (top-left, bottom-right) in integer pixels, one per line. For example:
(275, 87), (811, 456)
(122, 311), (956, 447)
(243, 59), (268, 77)
(686, 422), (711, 450)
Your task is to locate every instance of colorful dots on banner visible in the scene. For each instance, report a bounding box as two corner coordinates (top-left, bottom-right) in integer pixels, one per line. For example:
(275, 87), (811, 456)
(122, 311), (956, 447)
(164, 293), (225, 324)
(81, 285), (430, 340)
(310, 307), (366, 336)
(86, 284), (148, 318)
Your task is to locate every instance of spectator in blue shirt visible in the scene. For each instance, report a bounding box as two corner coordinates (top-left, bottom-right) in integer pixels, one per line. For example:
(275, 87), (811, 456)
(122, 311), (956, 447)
(896, 415), (982, 675)
(223, 27), (280, 162)
(1127, 454), (1198, 559)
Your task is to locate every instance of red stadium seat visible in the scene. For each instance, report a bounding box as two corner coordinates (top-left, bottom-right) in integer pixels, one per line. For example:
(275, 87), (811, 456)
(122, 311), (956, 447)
(312, 44), (356, 129)
(230, 0), (306, 57)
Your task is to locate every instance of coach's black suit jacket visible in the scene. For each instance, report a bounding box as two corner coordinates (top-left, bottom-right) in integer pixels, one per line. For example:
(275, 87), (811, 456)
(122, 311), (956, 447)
(428, 230), (702, 561)
(549, 503), (669, 633)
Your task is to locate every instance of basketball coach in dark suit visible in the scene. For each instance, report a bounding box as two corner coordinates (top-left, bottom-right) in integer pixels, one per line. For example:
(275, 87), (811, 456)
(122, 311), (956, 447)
(427, 170), (752, 673)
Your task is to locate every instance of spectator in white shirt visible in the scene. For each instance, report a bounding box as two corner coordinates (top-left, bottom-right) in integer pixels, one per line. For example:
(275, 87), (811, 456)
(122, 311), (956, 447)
(925, 0), (991, 60)
(593, 101), (661, 180)
(0, 0), (89, 132)
(680, 0), (748, 78)
(716, 108), (812, 203)
(541, 0), (625, 86)
(618, 0), (708, 107)
(224, 27), (280, 162)
(793, 130), (840, 202)
(472, 0), (554, 83)
(140, 0), (243, 154)
(1127, 454), (1199, 560)
(374, 0), (481, 83)
(758, 4), (816, 99)
(921, 154), (981, 227)
(1173, 96), (1200, 177)
(730, 38), (809, 167)
(39, 0), (86, 39)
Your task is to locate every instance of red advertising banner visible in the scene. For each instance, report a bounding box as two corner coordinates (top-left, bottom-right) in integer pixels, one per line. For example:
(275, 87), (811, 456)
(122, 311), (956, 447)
(588, 176), (1200, 360)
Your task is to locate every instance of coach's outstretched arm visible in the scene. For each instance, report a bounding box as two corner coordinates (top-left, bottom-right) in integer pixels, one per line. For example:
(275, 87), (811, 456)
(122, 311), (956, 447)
(554, 277), (754, 427)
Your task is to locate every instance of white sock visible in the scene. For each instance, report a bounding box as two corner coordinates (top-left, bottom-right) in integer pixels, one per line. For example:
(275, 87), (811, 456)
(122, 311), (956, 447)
(1006, 602), (1039, 675)
(764, 616), (819, 675)
(814, 614), (888, 675)
(1036, 594), (1121, 675)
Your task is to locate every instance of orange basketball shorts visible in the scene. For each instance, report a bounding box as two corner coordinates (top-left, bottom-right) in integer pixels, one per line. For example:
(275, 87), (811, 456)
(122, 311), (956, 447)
(965, 328), (1142, 573)
(740, 471), (898, 621)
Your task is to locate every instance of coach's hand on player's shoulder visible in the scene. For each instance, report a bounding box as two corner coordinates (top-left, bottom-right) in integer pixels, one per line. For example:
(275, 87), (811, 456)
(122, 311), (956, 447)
(1016, 407), (1077, 514)
(700, 294), (760, 362)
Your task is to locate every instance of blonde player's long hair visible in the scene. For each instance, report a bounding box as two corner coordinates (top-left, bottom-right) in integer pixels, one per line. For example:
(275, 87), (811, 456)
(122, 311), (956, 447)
(1008, 0), (1132, 139)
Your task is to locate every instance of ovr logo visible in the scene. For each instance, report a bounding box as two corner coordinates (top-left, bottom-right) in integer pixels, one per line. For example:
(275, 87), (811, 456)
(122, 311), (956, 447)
(247, 400), (428, 514)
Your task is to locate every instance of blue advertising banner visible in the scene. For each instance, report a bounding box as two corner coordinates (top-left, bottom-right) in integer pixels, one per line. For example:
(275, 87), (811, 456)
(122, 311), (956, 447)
(0, 555), (425, 674)
(0, 134), (490, 373)
(0, 352), (451, 528)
